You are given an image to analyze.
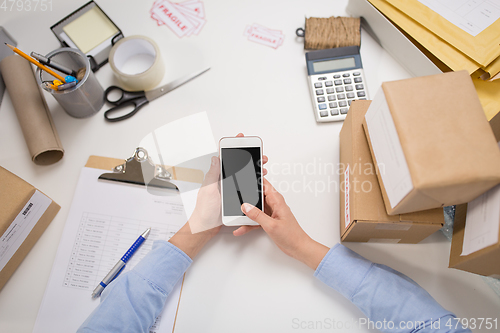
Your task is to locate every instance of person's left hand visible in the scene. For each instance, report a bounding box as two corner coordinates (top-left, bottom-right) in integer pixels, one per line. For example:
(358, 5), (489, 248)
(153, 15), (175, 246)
(170, 134), (267, 258)
(188, 133), (268, 236)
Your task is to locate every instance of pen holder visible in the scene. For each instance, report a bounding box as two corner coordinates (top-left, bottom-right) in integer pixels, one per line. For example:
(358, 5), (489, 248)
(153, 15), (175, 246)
(36, 47), (104, 118)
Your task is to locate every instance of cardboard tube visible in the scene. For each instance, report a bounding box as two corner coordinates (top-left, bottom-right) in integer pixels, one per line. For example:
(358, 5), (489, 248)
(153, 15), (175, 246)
(0, 55), (64, 165)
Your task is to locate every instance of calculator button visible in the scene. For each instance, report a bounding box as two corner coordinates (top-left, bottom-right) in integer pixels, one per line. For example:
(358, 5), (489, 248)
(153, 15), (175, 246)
(320, 111), (329, 117)
(343, 73), (350, 77)
(318, 77), (327, 80)
(337, 93), (346, 100)
(346, 92), (355, 99)
(354, 77), (362, 83)
(345, 85), (353, 91)
(343, 78), (352, 85)
(334, 80), (342, 86)
(340, 108), (349, 114)
(329, 102), (338, 108)
(348, 100), (353, 106)
(339, 100), (348, 107)
(336, 86), (344, 93)
(353, 72), (361, 76)
(317, 96), (325, 102)
(314, 82), (322, 88)
(326, 88), (335, 94)
(357, 91), (366, 97)
(328, 95), (336, 101)
(318, 103), (327, 110)
(359, 98), (367, 100)
(315, 89), (324, 95)
(355, 84), (364, 90)
(330, 109), (339, 116)
(333, 74), (341, 79)
(325, 81), (333, 87)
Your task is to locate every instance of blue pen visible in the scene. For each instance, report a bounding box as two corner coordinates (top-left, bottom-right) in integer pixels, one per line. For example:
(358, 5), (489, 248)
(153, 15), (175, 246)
(91, 228), (151, 298)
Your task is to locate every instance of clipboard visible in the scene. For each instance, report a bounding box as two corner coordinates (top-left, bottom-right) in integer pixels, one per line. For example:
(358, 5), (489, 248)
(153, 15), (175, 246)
(85, 148), (204, 184)
(33, 148), (204, 333)
(87, 148), (203, 332)
(86, 148), (203, 332)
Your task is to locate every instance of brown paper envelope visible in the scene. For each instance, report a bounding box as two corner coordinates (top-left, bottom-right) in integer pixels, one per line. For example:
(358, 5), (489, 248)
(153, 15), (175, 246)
(385, 0), (500, 67)
(368, 0), (481, 74)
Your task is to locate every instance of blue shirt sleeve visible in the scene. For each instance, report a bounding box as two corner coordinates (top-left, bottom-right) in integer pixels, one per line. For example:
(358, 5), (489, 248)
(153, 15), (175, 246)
(77, 240), (192, 333)
(314, 244), (471, 333)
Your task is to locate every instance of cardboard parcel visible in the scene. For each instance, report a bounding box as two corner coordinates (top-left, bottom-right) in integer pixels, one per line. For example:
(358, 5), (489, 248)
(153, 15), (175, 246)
(0, 166), (60, 290)
(340, 100), (444, 243)
(449, 184), (500, 278)
(363, 71), (500, 215)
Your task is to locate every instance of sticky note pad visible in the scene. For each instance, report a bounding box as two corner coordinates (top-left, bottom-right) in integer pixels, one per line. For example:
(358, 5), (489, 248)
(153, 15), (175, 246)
(63, 6), (119, 54)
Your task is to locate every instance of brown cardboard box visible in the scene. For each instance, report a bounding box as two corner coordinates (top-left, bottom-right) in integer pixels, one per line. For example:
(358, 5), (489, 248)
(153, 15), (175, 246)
(490, 111), (500, 142)
(362, 71), (500, 215)
(449, 187), (500, 278)
(340, 100), (444, 243)
(0, 166), (60, 290)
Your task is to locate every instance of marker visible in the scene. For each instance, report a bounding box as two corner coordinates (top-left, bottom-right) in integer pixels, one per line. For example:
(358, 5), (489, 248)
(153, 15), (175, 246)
(5, 43), (66, 82)
(44, 82), (58, 91)
(30, 52), (76, 77)
(57, 81), (77, 91)
(91, 228), (151, 298)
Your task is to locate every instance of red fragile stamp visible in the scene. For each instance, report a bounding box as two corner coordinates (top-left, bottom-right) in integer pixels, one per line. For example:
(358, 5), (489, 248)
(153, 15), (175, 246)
(244, 23), (284, 49)
(150, 0), (206, 37)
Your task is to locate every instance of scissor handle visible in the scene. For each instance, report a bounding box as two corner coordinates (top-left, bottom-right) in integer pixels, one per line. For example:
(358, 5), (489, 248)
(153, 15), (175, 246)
(104, 97), (149, 122)
(105, 86), (146, 105)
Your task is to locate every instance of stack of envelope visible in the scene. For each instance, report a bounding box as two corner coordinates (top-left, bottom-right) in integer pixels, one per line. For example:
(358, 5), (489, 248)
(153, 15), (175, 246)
(366, 0), (500, 126)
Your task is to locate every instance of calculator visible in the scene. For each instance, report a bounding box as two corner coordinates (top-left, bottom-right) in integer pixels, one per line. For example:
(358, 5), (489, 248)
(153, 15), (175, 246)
(305, 46), (369, 123)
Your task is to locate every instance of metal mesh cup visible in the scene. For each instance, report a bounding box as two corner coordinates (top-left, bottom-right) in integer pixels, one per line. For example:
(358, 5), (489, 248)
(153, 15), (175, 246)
(36, 47), (104, 118)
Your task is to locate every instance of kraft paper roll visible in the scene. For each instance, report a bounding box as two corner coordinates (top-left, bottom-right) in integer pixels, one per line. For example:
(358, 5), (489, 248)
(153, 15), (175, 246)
(0, 55), (64, 165)
(109, 35), (165, 91)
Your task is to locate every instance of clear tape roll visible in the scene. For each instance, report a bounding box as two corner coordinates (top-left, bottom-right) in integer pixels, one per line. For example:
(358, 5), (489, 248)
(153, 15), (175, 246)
(109, 35), (165, 91)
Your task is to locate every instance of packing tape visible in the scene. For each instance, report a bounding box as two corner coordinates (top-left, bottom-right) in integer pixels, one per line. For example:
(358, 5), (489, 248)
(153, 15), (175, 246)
(109, 35), (165, 91)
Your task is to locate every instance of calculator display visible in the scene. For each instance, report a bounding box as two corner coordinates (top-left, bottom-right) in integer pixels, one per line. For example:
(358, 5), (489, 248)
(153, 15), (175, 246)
(312, 57), (356, 73)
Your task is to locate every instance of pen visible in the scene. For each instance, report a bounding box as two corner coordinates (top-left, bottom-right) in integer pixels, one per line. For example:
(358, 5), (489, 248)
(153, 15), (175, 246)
(5, 43), (67, 82)
(30, 52), (76, 77)
(91, 228), (151, 298)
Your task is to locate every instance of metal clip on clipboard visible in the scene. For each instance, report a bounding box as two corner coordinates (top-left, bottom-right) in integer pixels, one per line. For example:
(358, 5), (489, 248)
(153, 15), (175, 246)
(98, 147), (178, 191)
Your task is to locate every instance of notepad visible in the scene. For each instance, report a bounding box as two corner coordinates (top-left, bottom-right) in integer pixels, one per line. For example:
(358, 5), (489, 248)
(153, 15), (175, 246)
(63, 6), (119, 54)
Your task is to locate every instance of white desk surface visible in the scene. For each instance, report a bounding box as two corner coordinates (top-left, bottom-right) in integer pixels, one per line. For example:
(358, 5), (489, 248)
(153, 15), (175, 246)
(1, 1), (499, 332)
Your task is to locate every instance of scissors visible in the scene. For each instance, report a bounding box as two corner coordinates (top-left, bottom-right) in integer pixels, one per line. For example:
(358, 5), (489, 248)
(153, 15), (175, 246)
(104, 67), (210, 122)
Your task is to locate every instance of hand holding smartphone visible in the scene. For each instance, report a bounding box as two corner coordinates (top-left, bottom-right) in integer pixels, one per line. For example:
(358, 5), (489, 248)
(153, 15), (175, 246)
(220, 136), (264, 226)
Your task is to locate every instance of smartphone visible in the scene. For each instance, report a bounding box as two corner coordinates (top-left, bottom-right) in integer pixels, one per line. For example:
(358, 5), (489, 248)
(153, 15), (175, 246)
(219, 136), (263, 226)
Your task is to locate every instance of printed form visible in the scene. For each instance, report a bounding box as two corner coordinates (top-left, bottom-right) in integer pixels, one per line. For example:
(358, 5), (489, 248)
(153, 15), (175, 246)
(33, 167), (200, 333)
(417, 0), (500, 36)
(461, 184), (500, 256)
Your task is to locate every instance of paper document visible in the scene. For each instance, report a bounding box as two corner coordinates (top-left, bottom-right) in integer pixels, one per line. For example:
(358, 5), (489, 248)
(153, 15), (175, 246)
(461, 184), (500, 256)
(33, 167), (200, 333)
(364, 89), (413, 208)
(417, 0), (500, 36)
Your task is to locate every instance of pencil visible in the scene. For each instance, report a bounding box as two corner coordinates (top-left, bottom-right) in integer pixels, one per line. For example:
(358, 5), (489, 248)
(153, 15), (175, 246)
(5, 43), (66, 82)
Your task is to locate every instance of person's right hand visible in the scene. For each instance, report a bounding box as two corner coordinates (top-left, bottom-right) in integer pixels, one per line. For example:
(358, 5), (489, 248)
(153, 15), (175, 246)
(239, 179), (329, 270)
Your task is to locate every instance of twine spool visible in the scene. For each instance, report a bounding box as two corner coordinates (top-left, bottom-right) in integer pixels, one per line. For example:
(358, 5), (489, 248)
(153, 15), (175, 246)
(304, 17), (361, 50)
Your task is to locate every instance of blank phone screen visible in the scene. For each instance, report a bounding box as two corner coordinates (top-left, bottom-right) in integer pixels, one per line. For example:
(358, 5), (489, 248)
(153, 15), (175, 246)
(221, 147), (262, 216)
